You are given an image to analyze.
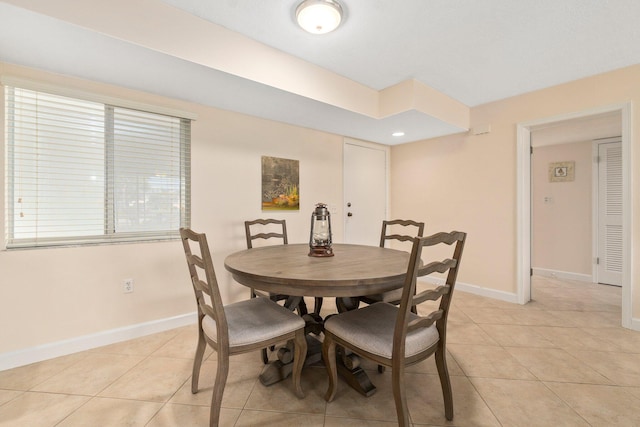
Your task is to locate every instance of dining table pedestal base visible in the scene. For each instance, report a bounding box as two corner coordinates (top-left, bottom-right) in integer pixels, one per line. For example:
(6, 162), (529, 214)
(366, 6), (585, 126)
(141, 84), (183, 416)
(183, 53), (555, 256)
(337, 360), (376, 397)
(258, 333), (378, 397)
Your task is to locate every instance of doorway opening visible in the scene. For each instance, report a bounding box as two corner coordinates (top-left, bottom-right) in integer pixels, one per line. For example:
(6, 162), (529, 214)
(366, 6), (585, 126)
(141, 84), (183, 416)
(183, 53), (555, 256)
(516, 103), (632, 329)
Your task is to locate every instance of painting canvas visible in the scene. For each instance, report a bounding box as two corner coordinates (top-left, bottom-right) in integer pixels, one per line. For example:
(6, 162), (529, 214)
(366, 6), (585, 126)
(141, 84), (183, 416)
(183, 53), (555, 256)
(261, 156), (299, 210)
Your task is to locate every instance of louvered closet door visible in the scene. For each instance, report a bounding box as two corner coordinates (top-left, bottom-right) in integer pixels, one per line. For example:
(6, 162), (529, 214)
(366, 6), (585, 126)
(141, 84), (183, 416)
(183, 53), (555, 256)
(597, 141), (622, 286)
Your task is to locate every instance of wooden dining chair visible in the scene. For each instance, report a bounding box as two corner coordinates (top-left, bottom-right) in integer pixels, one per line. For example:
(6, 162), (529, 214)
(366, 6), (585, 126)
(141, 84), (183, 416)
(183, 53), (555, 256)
(180, 228), (307, 427)
(323, 231), (466, 427)
(245, 218), (322, 315)
(359, 219), (425, 307)
(245, 218), (301, 364)
(244, 219), (291, 302)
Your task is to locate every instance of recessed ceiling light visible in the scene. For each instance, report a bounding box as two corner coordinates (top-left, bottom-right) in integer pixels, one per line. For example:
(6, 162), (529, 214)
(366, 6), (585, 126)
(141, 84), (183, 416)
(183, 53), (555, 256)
(296, 0), (343, 34)
(392, 131), (405, 137)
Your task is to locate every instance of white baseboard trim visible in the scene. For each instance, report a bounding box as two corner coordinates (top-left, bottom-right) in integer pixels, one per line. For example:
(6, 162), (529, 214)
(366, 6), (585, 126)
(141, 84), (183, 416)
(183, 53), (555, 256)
(418, 277), (639, 329)
(418, 277), (519, 304)
(456, 282), (519, 304)
(532, 267), (593, 283)
(0, 312), (197, 371)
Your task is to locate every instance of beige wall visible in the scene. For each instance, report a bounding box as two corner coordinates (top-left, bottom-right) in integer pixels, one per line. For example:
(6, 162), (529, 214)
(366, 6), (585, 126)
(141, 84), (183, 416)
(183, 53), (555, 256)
(390, 64), (640, 322)
(2, 61), (639, 366)
(0, 62), (345, 357)
(390, 129), (515, 295)
(531, 141), (592, 276)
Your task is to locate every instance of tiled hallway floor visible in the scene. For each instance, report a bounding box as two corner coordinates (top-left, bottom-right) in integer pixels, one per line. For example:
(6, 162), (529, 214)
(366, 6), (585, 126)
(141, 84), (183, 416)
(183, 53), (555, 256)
(1, 276), (640, 426)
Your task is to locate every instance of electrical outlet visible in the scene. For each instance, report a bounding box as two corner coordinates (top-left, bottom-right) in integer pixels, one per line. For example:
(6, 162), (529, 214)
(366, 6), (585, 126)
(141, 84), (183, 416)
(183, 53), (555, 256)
(123, 278), (134, 293)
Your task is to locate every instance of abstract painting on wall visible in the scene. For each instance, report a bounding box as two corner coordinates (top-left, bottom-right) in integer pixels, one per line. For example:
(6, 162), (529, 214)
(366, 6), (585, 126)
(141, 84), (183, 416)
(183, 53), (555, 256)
(261, 156), (299, 210)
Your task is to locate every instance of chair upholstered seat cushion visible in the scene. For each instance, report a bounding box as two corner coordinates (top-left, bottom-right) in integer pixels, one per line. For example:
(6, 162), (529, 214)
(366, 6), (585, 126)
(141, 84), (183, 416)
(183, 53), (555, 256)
(202, 298), (305, 347)
(324, 302), (439, 359)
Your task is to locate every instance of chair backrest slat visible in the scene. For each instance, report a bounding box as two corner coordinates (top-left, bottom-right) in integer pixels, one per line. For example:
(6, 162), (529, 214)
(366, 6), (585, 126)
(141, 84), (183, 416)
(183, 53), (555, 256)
(407, 309), (444, 332)
(418, 258), (458, 276)
(379, 219), (425, 248)
(412, 285), (450, 305)
(198, 298), (217, 319)
(187, 253), (206, 269)
(194, 279), (211, 295)
(245, 219), (288, 249)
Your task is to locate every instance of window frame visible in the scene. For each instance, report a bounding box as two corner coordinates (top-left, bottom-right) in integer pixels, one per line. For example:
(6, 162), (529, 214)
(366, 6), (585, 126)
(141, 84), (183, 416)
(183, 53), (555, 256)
(3, 78), (194, 249)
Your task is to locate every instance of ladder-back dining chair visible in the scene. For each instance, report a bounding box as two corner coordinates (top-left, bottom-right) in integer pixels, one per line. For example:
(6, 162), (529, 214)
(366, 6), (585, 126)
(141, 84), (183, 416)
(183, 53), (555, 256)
(245, 218), (323, 314)
(180, 228), (307, 427)
(245, 218), (304, 364)
(244, 219), (291, 303)
(323, 231), (466, 427)
(359, 219), (425, 307)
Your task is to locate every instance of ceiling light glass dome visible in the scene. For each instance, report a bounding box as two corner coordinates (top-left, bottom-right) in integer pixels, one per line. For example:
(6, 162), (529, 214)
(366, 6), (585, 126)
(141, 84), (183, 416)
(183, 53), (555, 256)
(296, 0), (343, 34)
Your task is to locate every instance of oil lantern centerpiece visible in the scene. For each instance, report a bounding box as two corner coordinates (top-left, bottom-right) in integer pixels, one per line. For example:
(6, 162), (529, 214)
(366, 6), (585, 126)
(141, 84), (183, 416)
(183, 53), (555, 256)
(308, 203), (334, 257)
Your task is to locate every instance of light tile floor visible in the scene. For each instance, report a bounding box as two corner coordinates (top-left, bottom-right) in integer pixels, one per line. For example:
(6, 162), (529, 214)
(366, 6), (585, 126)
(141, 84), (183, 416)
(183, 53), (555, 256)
(2, 276), (640, 426)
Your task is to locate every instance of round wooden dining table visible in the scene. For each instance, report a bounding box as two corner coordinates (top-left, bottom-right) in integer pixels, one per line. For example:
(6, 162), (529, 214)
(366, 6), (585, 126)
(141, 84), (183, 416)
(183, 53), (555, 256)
(224, 243), (411, 298)
(224, 243), (411, 396)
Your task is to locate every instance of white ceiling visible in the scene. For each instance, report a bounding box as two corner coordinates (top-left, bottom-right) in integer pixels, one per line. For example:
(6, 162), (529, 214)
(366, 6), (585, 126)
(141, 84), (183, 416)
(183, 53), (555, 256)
(0, 0), (639, 144)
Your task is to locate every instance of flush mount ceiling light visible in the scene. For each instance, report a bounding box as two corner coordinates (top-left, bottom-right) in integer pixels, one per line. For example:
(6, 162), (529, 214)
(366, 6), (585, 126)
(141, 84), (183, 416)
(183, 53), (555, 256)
(296, 0), (343, 34)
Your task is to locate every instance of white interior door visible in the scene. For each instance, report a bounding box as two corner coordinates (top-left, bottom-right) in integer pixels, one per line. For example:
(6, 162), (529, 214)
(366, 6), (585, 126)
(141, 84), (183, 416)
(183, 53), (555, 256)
(343, 141), (387, 245)
(597, 140), (623, 286)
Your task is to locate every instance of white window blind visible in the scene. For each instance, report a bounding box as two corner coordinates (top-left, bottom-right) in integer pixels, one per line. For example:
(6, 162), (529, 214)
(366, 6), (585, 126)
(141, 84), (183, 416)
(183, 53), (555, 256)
(5, 86), (191, 248)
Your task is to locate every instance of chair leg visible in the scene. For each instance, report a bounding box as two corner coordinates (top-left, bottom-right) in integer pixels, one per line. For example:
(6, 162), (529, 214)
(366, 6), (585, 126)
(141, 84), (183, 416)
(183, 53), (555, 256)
(191, 324), (207, 393)
(322, 333), (338, 402)
(261, 348), (269, 364)
(291, 330), (307, 399)
(391, 362), (410, 427)
(209, 349), (229, 427)
(313, 297), (323, 315)
(435, 348), (453, 420)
